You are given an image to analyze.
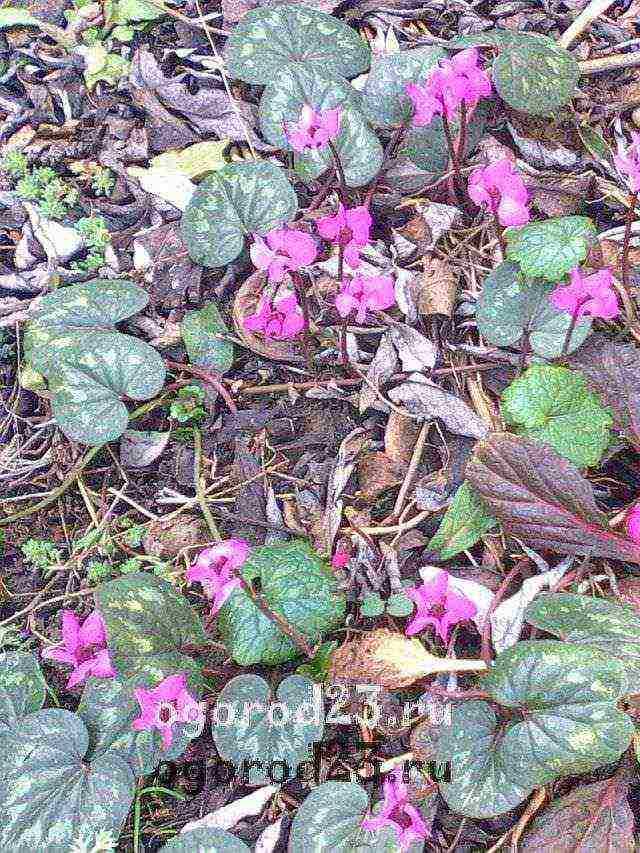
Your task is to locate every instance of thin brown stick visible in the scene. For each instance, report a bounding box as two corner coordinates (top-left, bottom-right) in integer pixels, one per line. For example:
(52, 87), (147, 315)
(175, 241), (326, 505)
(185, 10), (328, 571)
(622, 190), (639, 295)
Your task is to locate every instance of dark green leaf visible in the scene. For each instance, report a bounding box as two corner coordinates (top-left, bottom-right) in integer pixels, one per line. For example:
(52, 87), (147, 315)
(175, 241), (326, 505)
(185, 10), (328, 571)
(360, 593), (385, 617)
(0, 708), (134, 850)
(476, 261), (592, 358)
(159, 828), (251, 852)
(212, 674), (323, 785)
(296, 641), (338, 682)
(182, 302), (234, 374)
(501, 365), (613, 467)
(181, 161), (297, 268)
(505, 216), (597, 281)
(362, 47), (445, 127)
(493, 42), (579, 115)
(526, 592), (640, 682)
(0, 652), (46, 723)
(399, 102), (487, 173)
(225, 5), (370, 84)
(451, 30), (556, 49)
(428, 481), (497, 559)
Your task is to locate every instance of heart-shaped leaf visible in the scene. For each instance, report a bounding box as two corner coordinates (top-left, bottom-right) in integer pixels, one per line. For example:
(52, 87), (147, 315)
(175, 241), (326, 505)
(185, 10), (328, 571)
(259, 64), (361, 148)
(218, 540), (346, 665)
(159, 828), (251, 852)
(428, 481), (497, 559)
(212, 674), (323, 785)
(94, 572), (206, 679)
(0, 707), (134, 850)
(0, 652), (46, 722)
(225, 5), (371, 84)
(182, 302), (234, 373)
(295, 107), (383, 187)
(437, 641), (633, 818)
(181, 161), (298, 268)
(289, 780), (421, 851)
(78, 673), (201, 776)
(476, 261), (592, 358)
(505, 216), (597, 281)
(361, 47), (445, 127)
(493, 41), (579, 115)
(501, 365), (613, 467)
(23, 280), (165, 446)
(526, 592), (640, 682)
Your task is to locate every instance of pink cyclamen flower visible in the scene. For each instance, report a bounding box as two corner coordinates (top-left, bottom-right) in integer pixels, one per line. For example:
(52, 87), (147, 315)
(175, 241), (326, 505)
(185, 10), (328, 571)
(335, 274), (395, 324)
(550, 267), (620, 321)
(406, 48), (492, 127)
(285, 104), (342, 153)
(132, 673), (201, 750)
(250, 228), (317, 284)
(41, 609), (116, 689)
(317, 204), (372, 269)
(244, 293), (305, 340)
(627, 504), (640, 543)
(468, 158), (530, 227)
(361, 767), (429, 850)
(187, 538), (250, 614)
(614, 131), (640, 193)
(404, 571), (476, 642)
(331, 550), (350, 569)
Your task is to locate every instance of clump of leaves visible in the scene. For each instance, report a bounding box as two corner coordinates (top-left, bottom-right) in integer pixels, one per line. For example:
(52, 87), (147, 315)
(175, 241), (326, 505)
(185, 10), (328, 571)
(14, 166), (79, 219)
(21, 538), (62, 575)
(71, 216), (112, 272)
(169, 385), (206, 424)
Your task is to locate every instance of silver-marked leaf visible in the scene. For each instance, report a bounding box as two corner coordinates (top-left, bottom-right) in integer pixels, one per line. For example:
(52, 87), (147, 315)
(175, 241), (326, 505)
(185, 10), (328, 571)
(218, 540), (346, 665)
(388, 374), (489, 439)
(181, 161), (297, 268)
(526, 592), (640, 682)
(505, 216), (597, 281)
(289, 781), (417, 852)
(212, 674), (323, 785)
(50, 333), (165, 445)
(78, 673), (200, 776)
(182, 302), (234, 373)
(94, 573), (206, 679)
(295, 107), (383, 187)
(476, 261), (591, 358)
(362, 47), (445, 127)
(438, 641), (633, 818)
(0, 708), (134, 851)
(259, 65), (360, 149)
(225, 5), (370, 84)
(452, 30), (556, 49)
(399, 102), (487, 173)
(493, 42), (579, 115)
(160, 828), (251, 852)
(0, 652), (46, 724)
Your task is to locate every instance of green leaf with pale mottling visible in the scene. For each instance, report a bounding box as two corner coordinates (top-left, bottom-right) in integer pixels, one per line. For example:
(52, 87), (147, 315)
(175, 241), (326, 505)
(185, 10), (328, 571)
(23, 280), (164, 446)
(399, 101), (487, 174)
(0, 652), (46, 723)
(505, 216), (597, 281)
(295, 107), (383, 187)
(218, 540), (346, 665)
(526, 593), (640, 682)
(79, 672), (202, 776)
(160, 828), (251, 852)
(501, 365), (612, 468)
(0, 708), (134, 851)
(428, 481), (497, 559)
(225, 5), (370, 84)
(452, 30), (556, 49)
(181, 161), (297, 268)
(182, 302), (234, 374)
(476, 261), (592, 358)
(438, 641), (633, 818)
(362, 47), (445, 127)
(0, 8), (39, 27)
(493, 41), (579, 115)
(94, 573), (206, 679)
(259, 65), (360, 149)
(212, 674), (323, 785)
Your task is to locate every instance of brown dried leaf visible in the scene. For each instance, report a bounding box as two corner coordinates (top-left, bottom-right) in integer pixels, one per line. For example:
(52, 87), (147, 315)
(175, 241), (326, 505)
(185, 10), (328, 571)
(466, 433), (640, 563)
(419, 254), (457, 317)
(520, 777), (634, 853)
(388, 375), (489, 439)
(233, 270), (304, 363)
(384, 412), (421, 464)
(144, 515), (208, 558)
(357, 451), (405, 500)
(389, 324), (437, 371)
(567, 337), (640, 448)
(359, 332), (398, 414)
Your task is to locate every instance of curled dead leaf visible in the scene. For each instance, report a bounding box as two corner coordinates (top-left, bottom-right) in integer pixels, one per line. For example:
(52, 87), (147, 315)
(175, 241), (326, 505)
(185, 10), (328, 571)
(144, 514), (209, 558)
(328, 629), (486, 689)
(357, 451), (406, 500)
(233, 270), (304, 363)
(420, 254), (457, 317)
(384, 412), (422, 464)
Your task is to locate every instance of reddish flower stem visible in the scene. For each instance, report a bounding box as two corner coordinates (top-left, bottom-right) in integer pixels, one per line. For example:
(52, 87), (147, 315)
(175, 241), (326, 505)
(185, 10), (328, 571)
(290, 270), (314, 371)
(622, 190), (639, 294)
(327, 139), (348, 205)
(364, 123), (407, 209)
(560, 296), (588, 358)
(238, 577), (314, 658)
(456, 101), (468, 168)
